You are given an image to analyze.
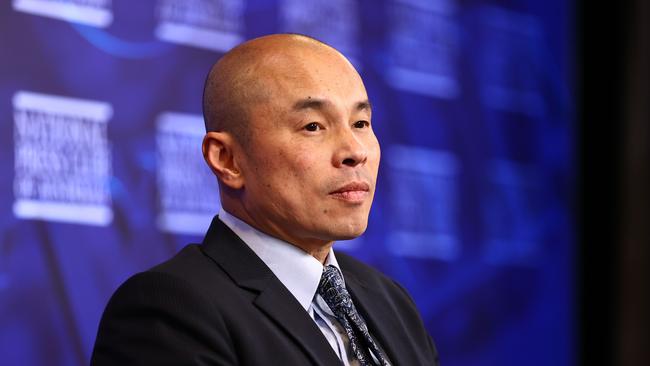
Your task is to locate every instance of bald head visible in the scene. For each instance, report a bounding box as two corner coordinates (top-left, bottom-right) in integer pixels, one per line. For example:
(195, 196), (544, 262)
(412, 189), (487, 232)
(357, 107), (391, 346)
(202, 34), (355, 144)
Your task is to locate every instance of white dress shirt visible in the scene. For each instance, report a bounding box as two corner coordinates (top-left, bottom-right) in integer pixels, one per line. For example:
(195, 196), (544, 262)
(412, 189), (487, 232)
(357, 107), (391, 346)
(218, 209), (361, 365)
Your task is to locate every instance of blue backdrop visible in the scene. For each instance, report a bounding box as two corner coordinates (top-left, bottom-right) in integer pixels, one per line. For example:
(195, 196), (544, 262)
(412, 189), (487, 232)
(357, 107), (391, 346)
(0, 0), (575, 365)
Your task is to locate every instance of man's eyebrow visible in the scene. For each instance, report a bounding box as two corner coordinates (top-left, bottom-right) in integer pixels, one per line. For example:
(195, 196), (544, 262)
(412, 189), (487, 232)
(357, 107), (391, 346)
(356, 100), (372, 112)
(291, 98), (372, 112)
(292, 98), (327, 111)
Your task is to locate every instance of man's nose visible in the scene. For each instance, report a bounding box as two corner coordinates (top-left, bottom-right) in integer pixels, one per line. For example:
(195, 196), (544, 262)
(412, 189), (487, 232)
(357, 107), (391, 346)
(332, 128), (368, 168)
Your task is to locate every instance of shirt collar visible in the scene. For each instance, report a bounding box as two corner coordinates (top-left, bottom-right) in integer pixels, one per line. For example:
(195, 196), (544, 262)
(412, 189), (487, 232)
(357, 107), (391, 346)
(218, 208), (341, 312)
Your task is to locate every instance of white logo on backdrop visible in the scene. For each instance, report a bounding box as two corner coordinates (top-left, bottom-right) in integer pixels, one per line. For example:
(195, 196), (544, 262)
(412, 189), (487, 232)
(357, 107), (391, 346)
(477, 6), (545, 116)
(156, 112), (220, 235)
(386, 145), (460, 261)
(12, 0), (113, 27)
(12, 91), (113, 226)
(155, 0), (244, 52)
(386, 0), (460, 98)
(280, 0), (361, 68)
(481, 160), (544, 266)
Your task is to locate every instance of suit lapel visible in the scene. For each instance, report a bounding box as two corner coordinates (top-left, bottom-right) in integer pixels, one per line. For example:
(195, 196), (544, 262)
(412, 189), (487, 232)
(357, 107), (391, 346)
(342, 270), (406, 366)
(200, 217), (341, 366)
(253, 281), (343, 366)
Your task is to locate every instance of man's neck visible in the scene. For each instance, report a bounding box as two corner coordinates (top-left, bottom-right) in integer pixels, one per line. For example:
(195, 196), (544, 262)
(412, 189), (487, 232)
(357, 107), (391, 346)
(299, 243), (332, 264)
(220, 206), (333, 264)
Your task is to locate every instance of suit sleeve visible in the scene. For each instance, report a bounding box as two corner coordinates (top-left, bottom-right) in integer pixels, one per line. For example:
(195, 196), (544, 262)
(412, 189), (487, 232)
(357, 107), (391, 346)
(91, 271), (237, 366)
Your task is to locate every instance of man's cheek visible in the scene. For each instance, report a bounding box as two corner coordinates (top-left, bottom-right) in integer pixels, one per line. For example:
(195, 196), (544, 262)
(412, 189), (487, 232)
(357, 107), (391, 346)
(291, 148), (317, 172)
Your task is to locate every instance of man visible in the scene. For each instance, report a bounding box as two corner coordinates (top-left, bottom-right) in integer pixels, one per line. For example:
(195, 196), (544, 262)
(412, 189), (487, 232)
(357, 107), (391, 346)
(91, 34), (439, 366)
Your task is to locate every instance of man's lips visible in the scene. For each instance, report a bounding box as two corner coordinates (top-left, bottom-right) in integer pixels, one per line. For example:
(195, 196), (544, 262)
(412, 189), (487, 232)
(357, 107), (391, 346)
(329, 182), (370, 202)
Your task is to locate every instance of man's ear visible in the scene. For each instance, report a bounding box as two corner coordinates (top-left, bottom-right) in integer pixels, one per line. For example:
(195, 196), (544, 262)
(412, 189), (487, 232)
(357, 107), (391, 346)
(202, 131), (244, 189)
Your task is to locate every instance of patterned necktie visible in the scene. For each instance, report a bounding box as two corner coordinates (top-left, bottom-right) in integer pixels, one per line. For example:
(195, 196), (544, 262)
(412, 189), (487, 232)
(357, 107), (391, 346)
(317, 265), (389, 366)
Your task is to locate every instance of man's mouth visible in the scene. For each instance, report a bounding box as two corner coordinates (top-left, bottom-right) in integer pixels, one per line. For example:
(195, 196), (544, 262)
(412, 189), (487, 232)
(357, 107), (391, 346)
(329, 182), (370, 203)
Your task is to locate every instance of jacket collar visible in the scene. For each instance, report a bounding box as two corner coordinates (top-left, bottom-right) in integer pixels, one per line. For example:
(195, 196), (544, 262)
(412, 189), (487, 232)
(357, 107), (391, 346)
(218, 209), (342, 313)
(199, 216), (341, 366)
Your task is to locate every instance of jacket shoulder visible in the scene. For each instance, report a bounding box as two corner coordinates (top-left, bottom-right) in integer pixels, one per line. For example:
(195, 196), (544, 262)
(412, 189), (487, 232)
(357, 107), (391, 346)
(335, 251), (423, 311)
(334, 251), (440, 365)
(91, 245), (238, 365)
(335, 251), (402, 290)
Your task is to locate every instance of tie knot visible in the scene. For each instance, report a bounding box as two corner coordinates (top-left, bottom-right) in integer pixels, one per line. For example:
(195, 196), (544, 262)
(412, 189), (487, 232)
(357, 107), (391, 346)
(318, 265), (353, 316)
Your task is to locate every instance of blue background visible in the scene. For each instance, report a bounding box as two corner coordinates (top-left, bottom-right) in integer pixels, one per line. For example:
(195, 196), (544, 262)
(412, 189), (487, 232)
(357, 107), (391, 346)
(0, 0), (575, 365)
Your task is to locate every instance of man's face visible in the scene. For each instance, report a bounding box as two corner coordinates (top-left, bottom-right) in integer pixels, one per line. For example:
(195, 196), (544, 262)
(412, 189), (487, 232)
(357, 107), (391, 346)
(238, 47), (380, 248)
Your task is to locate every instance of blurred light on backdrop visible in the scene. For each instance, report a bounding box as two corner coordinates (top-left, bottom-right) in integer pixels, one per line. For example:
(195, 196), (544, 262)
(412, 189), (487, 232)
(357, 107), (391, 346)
(0, 1), (575, 365)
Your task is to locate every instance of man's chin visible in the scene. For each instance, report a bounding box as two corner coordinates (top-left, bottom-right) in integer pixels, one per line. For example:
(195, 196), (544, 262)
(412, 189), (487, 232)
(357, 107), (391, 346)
(329, 224), (368, 241)
(307, 216), (370, 242)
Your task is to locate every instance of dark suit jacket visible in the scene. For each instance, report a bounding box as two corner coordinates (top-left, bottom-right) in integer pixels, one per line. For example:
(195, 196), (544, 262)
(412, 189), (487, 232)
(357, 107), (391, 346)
(91, 217), (439, 365)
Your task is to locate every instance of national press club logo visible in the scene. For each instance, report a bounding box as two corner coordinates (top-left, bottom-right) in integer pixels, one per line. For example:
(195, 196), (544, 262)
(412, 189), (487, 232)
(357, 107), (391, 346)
(386, 0), (460, 98)
(12, 91), (113, 226)
(12, 0), (113, 27)
(385, 145), (461, 261)
(156, 112), (220, 235)
(280, 0), (361, 68)
(154, 0), (245, 52)
(12, 0), (245, 54)
(476, 5), (546, 117)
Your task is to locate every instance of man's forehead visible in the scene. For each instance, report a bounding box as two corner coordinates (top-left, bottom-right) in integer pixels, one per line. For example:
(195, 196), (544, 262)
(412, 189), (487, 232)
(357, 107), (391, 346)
(236, 34), (339, 58)
(211, 34), (368, 114)
(222, 34), (340, 70)
(251, 50), (367, 103)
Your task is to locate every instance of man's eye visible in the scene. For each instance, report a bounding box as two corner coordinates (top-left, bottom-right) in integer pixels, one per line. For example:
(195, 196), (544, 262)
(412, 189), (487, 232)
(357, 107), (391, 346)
(353, 120), (370, 128)
(304, 122), (321, 132)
